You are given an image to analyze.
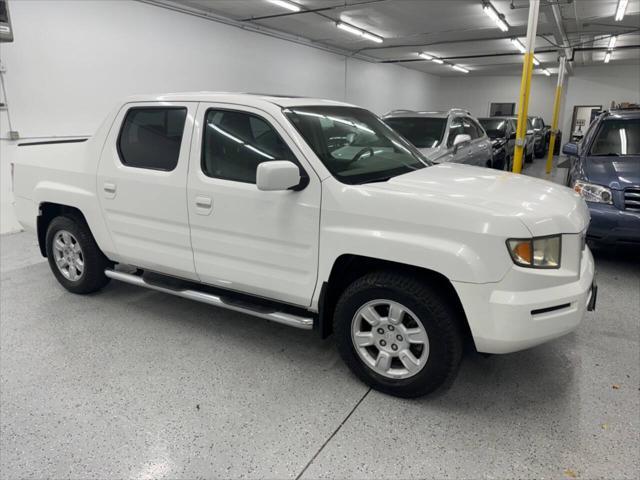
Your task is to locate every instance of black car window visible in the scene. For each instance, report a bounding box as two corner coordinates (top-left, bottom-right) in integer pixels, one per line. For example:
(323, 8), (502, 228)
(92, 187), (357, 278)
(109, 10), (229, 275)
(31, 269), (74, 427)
(479, 118), (508, 139)
(202, 109), (297, 184)
(118, 107), (187, 171)
(590, 118), (640, 156)
(384, 117), (447, 148)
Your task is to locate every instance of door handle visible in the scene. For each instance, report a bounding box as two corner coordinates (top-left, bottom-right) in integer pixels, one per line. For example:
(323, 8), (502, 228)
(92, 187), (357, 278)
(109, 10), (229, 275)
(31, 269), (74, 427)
(103, 182), (117, 199)
(195, 195), (213, 215)
(195, 196), (212, 208)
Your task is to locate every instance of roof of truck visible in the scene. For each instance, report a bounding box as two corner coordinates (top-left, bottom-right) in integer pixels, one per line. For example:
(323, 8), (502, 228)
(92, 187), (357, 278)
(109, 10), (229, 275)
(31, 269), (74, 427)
(121, 92), (356, 109)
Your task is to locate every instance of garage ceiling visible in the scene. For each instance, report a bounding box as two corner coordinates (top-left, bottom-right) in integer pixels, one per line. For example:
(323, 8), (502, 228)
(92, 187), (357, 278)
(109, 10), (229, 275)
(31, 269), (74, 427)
(152, 0), (640, 76)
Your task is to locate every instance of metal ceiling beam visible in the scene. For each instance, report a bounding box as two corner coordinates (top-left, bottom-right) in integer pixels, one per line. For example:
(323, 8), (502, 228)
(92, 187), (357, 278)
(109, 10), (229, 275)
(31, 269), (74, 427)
(136, 0), (379, 62)
(541, 1), (573, 74)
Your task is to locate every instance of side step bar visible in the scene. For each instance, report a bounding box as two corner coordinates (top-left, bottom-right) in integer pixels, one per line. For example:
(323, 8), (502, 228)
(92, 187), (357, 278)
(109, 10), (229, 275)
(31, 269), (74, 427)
(104, 269), (314, 330)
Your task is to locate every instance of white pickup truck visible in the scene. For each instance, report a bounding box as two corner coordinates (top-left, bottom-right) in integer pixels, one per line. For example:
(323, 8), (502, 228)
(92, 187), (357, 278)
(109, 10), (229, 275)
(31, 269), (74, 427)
(12, 93), (596, 397)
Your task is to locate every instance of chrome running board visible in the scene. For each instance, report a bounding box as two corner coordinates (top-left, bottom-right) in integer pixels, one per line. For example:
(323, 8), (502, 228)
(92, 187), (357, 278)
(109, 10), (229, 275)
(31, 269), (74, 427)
(104, 269), (314, 330)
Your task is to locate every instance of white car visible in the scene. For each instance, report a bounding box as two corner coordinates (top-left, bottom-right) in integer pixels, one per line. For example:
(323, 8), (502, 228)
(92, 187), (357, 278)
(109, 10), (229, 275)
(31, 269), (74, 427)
(12, 93), (596, 397)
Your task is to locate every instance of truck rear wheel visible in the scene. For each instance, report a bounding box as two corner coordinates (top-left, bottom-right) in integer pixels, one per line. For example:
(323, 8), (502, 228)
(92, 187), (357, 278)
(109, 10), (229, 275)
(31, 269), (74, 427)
(45, 215), (112, 294)
(334, 272), (463, 398)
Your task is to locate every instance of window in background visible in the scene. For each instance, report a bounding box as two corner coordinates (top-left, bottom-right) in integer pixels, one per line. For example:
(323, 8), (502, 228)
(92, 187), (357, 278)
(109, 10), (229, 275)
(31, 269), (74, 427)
(490, 102), (515, 116)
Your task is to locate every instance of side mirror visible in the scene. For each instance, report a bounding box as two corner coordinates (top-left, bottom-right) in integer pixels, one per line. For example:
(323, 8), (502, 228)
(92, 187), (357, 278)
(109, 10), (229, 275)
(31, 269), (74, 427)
(256, 161), (302, 191)
(509, 131), (517, 140)
(527, 130), (534, 135)
(562, 142), (579, 157)
(452, 134), (471, 153)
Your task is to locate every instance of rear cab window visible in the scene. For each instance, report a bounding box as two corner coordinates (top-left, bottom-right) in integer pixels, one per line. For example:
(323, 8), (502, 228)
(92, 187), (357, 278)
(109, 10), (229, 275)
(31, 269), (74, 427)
(118, 107), (187, 171)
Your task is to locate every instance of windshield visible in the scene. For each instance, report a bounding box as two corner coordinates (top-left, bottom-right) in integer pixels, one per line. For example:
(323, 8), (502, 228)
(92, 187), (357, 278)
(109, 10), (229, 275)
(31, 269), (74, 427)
(479, 118), (507, 139)
(284, 106), (429, 184)
(590, 118), (640, 156)
(383, 117), (446, 148)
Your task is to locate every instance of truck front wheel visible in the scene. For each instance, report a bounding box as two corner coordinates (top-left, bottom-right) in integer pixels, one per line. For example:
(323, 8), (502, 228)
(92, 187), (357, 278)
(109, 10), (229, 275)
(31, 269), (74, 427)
(334, 272), (464, 398)
(45, 215), (112, 294)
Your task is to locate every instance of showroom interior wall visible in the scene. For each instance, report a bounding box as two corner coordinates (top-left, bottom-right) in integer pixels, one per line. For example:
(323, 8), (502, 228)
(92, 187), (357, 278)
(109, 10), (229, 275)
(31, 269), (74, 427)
(0, 0), (441, 233)
(436, 64), (640, 141)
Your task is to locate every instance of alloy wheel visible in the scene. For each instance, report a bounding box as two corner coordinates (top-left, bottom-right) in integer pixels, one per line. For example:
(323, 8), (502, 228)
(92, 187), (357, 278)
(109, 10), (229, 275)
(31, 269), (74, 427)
(351, 299), (430, 379)
(52, 230), (85, 281)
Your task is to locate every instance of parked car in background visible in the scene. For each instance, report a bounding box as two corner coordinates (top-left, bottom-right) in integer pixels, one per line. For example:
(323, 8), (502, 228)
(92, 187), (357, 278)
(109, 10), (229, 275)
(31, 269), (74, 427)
(12, 93), (597, 398)
(478, 117), (516, 171)
(564, 109), (640, 246)
(530, 116), (550, 158)
(383, 109), (493, 168)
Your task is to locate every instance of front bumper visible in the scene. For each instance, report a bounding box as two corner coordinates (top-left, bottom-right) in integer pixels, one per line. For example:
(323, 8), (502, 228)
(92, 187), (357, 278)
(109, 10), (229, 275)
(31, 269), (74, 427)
(453, 247), (595, 354)
(587, 202), (640, 244)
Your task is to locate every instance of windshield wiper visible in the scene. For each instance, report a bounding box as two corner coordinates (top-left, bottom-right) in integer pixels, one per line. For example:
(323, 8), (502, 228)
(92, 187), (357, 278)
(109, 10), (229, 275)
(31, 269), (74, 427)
(365, 177), (393, 184)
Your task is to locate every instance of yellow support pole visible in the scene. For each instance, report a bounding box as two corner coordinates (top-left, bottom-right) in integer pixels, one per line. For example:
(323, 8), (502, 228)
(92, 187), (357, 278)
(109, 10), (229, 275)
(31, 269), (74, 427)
(546, 56), (567, 174)
(512, 0), (540, 174)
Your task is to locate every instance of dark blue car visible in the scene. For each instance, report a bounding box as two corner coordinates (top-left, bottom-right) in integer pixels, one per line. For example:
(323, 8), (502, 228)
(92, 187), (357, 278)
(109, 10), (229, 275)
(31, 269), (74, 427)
(563, 109), (640, 246)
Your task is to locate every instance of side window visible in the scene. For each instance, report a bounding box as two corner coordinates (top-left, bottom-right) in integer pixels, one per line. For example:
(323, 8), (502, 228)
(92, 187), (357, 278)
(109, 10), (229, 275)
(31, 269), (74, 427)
(202, 109), (296, 183)
(118, 107), (187, 171)
(447, 117), (464, 147)
(463, 117), (480, 139)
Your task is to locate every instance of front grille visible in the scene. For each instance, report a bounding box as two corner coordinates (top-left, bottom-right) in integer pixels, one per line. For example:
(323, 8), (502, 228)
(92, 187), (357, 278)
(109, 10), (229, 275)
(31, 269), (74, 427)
(624, 187), (640, 212)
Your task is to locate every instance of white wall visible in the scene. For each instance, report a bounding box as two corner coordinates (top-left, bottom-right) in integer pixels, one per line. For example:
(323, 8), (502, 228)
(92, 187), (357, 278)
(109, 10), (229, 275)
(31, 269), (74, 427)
(434, 73), (558, 121)
(0, 0), (441, 233)
(435, 64), (640, 142)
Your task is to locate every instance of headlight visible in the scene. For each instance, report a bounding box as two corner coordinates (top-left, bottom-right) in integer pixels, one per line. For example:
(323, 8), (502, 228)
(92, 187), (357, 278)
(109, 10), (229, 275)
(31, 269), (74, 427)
(507, 235), (561, 269)
(573, 180), (613, 204)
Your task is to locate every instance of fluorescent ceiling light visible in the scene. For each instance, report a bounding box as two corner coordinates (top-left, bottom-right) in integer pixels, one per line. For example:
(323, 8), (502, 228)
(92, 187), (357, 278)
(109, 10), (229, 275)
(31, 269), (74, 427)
(418, 52), (433, 60)
(483, 2), (509, 32)
(362, 31), (383, 43)
(608, 35), (618, 49)
(337, 22), (363, 36)
(452, 65), (470, 73)
(511, 38), (527, 54)
(533, 56), (540, 66)
(432, 58), (444, 64)
(336, 21), (383, 43)
(267, 0), (301, 12)
(604, 50), (612, 63)
(541, 69), (551, 76)
(615, 0), (629, 21)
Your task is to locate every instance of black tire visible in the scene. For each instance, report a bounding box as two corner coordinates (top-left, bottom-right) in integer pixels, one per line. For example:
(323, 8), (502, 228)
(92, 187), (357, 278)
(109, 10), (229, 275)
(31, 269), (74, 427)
(45, 215), (112, 294)
(334, 271), (464, 398)
(534, 143), (546, 158)
(525, 150), (534, 163)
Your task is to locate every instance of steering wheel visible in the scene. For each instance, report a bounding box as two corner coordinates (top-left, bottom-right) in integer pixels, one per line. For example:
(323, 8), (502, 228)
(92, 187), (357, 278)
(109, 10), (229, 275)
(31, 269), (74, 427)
(347, 147), (374, 165)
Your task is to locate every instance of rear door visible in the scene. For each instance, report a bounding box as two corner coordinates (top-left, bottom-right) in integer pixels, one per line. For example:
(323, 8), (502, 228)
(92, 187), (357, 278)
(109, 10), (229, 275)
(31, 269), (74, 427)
(186, 103), (321, 306)
(469, 117), (492, 166)
(97, 102), (199, 280)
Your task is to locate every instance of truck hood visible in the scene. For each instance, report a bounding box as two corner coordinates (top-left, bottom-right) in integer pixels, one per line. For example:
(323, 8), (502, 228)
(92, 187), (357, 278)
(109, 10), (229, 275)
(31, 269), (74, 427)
(380, 163), (589, 236)
(584, 156), (640, 190)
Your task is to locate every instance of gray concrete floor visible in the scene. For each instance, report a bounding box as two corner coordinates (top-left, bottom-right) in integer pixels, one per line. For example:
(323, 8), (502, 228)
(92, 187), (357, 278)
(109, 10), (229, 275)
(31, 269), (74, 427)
(1, 158), (639, 479)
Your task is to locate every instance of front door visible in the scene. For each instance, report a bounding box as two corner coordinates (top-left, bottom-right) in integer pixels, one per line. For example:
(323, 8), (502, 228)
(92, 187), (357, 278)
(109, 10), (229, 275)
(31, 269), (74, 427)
(186, 103), (321, 306)
(97, 102), (198, 280)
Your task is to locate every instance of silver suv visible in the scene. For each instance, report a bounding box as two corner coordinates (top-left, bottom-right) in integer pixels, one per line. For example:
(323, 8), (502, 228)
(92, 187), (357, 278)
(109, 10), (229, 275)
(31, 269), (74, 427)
(383, 109), (493, 167)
